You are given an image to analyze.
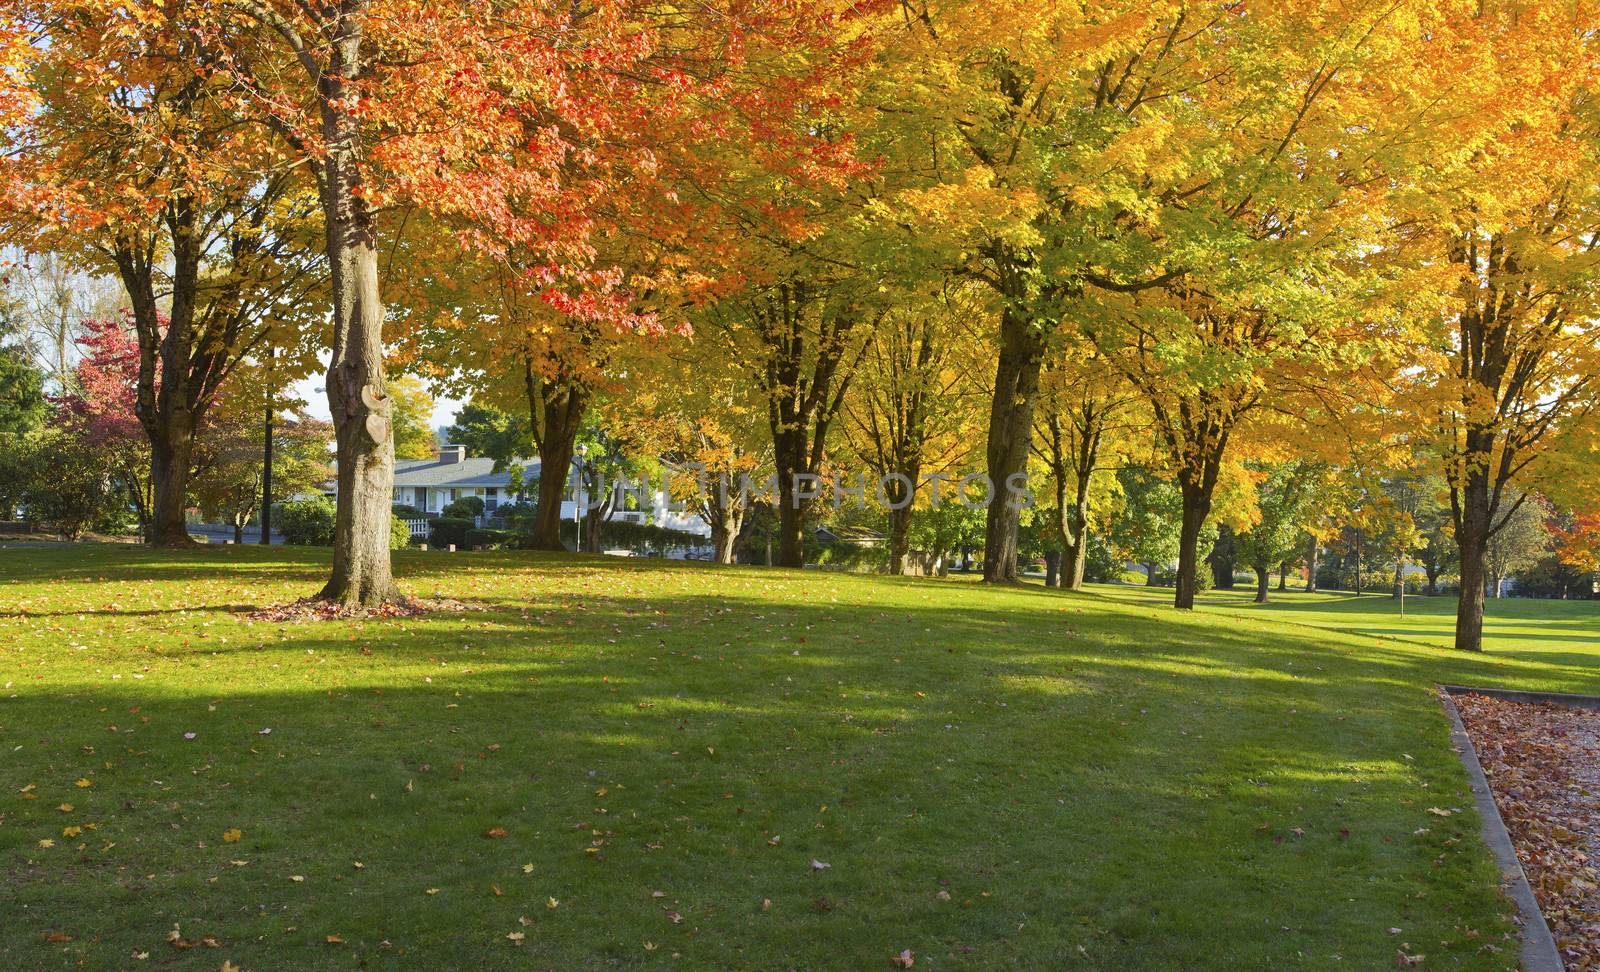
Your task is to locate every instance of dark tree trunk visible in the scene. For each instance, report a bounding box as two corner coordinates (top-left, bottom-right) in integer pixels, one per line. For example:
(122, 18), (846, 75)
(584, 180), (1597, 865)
(1210, 524), (1236, 589)
(526, 377), (586, 551)
(1145, 562), (1158, 586)
(774, 463), (810, 569)
(1452, 464), (1496, 650)
(233, 520), (245, 544)
(1174, 457), (1222, 610)
(1305, 536), (1319, 593)
(260, 383), (274, 545)
(1254, 565), (1270, 604)
(1277, 561), (1289, 591)
(1044, 549), (1061, 588)
(750, 281), (855, 570)
(147, 426), (196, 546)
(1425, 562), (1440, 596)
(983, 307), (1045, 584)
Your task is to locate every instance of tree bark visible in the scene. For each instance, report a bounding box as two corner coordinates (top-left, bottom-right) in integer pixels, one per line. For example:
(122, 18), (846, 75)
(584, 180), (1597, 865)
(983, 307), (1045, 584)
(525, 376), (586, 551)
(147, 422), (196, 546)
(1173, 457), (1222, 610)
(1254, 565), (1270, 604)
(1210, 523), (1236, 589)
(317, 18), (398, 608)
(1043, 549), (1060, 588)
(1145, 562), (1158, 586)
(1305, 536), (1319, 593)
(1453, 471), (1493, 651)
(710, 506), (742, 565)
(1277, 561), (1288, 591)
(887, 503), (915, 576)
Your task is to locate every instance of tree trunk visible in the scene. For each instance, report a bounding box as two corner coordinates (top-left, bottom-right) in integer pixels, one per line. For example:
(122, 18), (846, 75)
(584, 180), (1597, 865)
(1254, 565), (1270, 604)
(1210, 523), (1235, 589)
(710, 506), (742, 565)
(147, 425), (195, 546)
(314, 15), (399, 609)
(982, 308), (1045, 584)
(1044, 549), (1060, 588)
(775, 470), (809, 569)
(234, 520), (245, 544)
(526, 380), (585, 551)
(1277, 561), (1288, 591)
(1145, 562), (1158, 586)
(1453, 480), (1491, 651)
(1305, 536), (1319, 593)
(887, 503), (914, 576)
(260, 370), (273, 545)
(1392, 560), (1404, 599)
(1171, 501), (1203, 607)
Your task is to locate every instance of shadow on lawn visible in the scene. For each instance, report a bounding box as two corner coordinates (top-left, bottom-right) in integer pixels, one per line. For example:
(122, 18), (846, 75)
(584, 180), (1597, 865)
(1, 552), (1561, 968)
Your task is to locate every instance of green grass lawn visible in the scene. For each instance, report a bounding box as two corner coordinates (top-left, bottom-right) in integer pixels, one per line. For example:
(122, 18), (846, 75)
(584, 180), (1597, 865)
(1095, 581), (1600, 667)
(4, 547), (1596, 970)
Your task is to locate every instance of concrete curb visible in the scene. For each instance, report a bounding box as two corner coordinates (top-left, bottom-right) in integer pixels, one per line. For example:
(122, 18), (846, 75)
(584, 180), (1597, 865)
(1437, 687), (1565, 972)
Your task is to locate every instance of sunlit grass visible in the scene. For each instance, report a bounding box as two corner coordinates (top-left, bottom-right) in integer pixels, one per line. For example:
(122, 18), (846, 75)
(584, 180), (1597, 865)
(4, 545), (1593, 968)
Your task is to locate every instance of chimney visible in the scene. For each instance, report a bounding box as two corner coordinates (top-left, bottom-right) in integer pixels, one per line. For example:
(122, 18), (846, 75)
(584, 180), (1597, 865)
(438, 444), (466, 465)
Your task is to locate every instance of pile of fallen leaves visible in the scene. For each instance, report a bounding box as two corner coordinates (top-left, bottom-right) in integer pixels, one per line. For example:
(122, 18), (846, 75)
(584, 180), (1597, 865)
(242, 595), (475, 623)
(1455, 692), (1600, 967)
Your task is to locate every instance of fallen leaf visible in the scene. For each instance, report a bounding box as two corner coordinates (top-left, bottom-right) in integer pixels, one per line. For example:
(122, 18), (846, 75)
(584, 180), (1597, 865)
(891, 949), (916, 969)
(484, 827), (508, 839)
(222, 829), (242, 843)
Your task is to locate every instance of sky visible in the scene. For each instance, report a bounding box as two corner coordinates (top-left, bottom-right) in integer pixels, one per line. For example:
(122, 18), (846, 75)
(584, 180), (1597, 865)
(291, 369), (465, 437)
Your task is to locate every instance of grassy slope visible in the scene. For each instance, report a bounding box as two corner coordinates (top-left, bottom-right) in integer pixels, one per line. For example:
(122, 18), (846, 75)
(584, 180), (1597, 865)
(4, 547), (1594, 970)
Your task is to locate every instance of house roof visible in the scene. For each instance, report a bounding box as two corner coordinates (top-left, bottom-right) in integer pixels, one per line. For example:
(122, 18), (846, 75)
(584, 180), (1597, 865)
(392, 457), (537, 489)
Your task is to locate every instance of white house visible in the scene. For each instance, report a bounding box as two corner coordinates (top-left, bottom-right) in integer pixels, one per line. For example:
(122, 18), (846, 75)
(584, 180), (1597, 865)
(373, 445), (709, 537)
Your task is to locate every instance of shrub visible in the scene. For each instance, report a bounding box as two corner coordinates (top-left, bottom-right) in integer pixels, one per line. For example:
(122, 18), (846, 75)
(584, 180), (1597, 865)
(18, 430), (131, 539)
(429, 516), (473, 548)
(279, 497), (336, 546)
(441, 495), (484, 519)
(391, 503), (423, 519)
(465, 528), (512, 550)
(390, 514), (413, 551)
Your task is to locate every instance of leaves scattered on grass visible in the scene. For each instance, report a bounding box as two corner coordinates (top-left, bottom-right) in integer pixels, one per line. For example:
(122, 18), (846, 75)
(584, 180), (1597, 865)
(1455, 692), (1600, 966)
(242, 596), (477, 623)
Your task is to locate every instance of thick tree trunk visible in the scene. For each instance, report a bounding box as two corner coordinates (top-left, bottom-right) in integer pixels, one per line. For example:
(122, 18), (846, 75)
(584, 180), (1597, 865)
(888, 503), (915, 576)
(710, 507), (742, 565)
(983, 308), (1045, 584)
(1145, 562), (1158, 586)
(1254, 565), (1270, 604)
(1210, 524), (1236, 589)
(1305, 536), (1319, 593)
(775, 471), (809, 569)
(319, 232), (396, 607)
(147, 425), (196, 546)
(233, 520), (245, 544)
(1277, 561), (1288, 592)
(1174, 480), (1215, 610)
(1061, 528), (1088, 591)
(526, 381), (585, 551)
(313, 15), (400, 609)
(1044, 549), (1060, 588)
(1454, 479), (1492, 651)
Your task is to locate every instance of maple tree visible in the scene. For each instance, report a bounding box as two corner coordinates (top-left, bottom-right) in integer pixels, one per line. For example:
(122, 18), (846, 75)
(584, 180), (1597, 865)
(1391, 3), (1600, 649)
(1, 4), (325, 546)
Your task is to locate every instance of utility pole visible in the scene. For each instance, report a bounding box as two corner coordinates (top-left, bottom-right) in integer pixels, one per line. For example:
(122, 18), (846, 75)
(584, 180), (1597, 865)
(260, 348), (274, 545)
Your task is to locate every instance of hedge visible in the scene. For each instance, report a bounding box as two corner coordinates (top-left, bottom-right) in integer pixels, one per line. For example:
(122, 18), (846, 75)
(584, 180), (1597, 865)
(429, 516), (473, 548)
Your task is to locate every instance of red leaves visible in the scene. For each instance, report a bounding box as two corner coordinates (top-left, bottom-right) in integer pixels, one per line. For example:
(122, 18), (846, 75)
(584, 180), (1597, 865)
(1455, 693), (1600, 965)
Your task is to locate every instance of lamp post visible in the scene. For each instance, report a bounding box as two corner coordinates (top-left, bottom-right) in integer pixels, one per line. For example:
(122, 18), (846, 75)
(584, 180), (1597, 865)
(574, 444), (589, 553)
(260, 347), (275, 545)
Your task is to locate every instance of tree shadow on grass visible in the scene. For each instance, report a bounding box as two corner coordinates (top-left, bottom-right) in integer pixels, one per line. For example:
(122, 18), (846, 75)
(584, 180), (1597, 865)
(3, 549), (1585, 969)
